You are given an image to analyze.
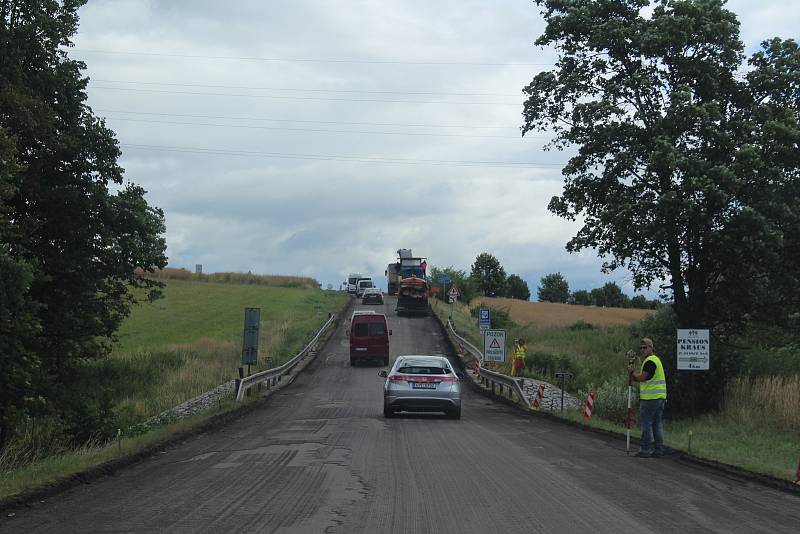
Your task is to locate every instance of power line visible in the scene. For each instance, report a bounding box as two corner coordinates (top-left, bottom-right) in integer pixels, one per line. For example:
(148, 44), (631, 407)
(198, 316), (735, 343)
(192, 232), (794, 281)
(93, 79), (523, 98)
(89, 85), (522, 106)
(119, 143), (564, 169)
(104, 116), (532, 139)
(75, 48), (554, 67)
(95, 109), (525, 131)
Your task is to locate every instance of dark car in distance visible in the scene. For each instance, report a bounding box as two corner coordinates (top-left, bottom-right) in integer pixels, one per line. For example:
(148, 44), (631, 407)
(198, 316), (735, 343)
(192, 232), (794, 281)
(361, 287), (384, 305)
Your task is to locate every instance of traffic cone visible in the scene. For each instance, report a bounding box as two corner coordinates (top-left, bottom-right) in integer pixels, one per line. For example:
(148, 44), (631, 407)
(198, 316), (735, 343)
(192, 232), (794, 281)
(531, 383), (545, 409)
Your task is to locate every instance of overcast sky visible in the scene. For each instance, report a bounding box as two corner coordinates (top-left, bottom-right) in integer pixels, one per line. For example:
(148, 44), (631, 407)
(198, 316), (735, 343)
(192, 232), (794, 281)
(69, 0), (800, 297)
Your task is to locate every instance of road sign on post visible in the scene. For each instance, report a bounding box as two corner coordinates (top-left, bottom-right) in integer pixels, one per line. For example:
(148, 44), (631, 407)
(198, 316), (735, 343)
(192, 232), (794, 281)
(479, 307), (490, 332)
(241, 307), (261, 366)
(448, 286), (460, 298)
(483, 329), (506, 362)
(677, 329), (710, 370)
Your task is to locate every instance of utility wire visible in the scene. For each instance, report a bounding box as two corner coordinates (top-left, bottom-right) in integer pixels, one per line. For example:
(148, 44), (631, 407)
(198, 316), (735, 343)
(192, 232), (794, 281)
(95, 109), (526, 131)
(89, 85), (521, 105)
(120, 143), (564, 169)
(75, 48), (554, 67)
(93, 79), (524, 98)
(104, 116), (534, 139)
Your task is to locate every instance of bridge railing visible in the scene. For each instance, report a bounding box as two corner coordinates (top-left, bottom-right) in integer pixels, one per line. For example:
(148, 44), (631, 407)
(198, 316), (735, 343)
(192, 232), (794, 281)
(235, 313), (336, 401)
(446, 318), (531, 409)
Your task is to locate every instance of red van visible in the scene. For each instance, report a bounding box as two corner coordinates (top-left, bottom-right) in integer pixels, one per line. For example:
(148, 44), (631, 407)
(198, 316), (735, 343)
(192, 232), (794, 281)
(348, 311), (392, 366)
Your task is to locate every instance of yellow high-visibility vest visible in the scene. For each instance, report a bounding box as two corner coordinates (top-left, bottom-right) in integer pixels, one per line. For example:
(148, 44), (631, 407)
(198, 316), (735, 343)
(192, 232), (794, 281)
(514, 346), (526, 359)
(640, 354), (667, 400)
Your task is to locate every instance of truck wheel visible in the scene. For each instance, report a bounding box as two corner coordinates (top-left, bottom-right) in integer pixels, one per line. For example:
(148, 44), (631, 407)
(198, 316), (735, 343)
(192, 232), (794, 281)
(383, 356), (389, 366)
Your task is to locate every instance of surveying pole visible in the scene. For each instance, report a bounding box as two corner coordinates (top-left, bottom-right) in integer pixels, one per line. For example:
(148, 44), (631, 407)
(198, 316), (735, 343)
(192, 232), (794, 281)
(625, 350), (636, 455)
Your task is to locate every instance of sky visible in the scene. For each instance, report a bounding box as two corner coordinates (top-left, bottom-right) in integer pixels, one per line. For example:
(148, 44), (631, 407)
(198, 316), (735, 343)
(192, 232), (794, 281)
(69, 0), (800, 298)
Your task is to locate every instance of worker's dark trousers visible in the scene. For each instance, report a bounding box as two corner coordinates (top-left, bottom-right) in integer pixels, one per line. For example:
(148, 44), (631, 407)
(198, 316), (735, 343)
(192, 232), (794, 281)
(639, 398), (665, 454)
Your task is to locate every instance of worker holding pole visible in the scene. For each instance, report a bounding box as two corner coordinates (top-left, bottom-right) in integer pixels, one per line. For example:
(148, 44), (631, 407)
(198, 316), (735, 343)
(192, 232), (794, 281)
(628, 337), (668, 458)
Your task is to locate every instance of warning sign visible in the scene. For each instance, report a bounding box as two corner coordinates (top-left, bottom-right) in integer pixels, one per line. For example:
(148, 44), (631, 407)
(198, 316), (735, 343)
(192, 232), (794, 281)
(448, 286), (460, 298)
(483, 329), (506, 362)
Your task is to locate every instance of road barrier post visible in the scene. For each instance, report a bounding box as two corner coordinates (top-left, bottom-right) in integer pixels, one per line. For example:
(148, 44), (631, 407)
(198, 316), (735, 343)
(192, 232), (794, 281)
(583, 389), (596, 421)
(532, 383), (545, 409)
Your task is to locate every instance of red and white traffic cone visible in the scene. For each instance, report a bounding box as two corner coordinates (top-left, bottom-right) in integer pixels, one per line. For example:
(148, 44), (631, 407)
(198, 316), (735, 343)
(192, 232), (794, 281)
(583, 389), (596, 421)
(531, 383), (545, 409)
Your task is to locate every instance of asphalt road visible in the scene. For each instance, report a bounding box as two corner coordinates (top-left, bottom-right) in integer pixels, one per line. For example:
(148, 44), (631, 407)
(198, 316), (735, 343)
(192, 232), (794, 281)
(2, 296), (798, 533)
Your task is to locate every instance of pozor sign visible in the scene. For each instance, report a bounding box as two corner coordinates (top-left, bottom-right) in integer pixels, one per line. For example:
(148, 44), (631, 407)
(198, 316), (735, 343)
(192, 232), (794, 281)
(676, 329), (710, 370)
(483, 329), (506, 362)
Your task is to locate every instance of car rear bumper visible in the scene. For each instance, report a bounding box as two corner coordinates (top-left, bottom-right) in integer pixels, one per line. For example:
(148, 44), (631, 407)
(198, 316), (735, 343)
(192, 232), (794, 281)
(385, 394), (460, 413)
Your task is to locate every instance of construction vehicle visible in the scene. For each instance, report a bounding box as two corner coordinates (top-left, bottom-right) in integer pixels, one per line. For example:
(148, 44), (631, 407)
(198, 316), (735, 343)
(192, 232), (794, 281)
(386, 263), (399, 295)
(393, 249), (430, 316)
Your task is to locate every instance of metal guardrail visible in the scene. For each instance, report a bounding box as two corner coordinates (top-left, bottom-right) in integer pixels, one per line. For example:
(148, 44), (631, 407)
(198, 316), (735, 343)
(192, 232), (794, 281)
(235, 313), (336, 401)
(446, 319), (531, 409)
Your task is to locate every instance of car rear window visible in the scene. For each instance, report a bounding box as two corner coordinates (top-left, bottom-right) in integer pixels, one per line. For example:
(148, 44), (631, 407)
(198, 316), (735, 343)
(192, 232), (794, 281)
(354, 323), (369, 336)
(397, 366), (449, 375)
(369, 322), (386, 336)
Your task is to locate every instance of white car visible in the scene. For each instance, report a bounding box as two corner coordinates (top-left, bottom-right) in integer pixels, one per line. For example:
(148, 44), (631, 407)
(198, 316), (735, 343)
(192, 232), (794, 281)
(378, 355), (463, 419)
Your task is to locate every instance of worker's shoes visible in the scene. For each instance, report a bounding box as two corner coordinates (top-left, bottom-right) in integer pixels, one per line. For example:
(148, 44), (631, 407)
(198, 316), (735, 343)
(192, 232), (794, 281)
(652, 450), (665, 458)
(634, 451), (652, 458)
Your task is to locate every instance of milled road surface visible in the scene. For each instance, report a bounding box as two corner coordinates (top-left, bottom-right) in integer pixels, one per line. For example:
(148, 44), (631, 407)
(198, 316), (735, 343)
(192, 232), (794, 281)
(2, 296), (798, 533)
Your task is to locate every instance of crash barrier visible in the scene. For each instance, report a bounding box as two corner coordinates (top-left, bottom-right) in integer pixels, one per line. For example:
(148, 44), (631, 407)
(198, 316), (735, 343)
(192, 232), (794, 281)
(532, 383), (545, 409)
(235, 313), (336, 401)
(583, 389), (596, 420)
(446, 319), (531, 409)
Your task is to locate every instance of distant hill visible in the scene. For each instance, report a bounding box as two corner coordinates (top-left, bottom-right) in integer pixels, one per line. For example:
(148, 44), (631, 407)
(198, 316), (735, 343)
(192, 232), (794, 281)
(474, 297), (654, 327)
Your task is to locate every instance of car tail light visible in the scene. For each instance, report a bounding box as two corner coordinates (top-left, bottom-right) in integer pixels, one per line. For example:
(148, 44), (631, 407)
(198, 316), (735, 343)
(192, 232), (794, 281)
(389, 375), (407, 381)
(438, 376), (458, 382)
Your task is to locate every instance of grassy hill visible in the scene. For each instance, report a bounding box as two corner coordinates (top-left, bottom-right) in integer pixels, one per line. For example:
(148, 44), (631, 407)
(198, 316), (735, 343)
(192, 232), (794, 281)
(108, 278), (349, 428)
(473, 297), (654, 327)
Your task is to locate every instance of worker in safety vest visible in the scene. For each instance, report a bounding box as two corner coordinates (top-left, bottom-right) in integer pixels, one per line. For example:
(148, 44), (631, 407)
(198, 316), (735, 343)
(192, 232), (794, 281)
(511, 338), (526, 378)
(628, 337), (667, 458)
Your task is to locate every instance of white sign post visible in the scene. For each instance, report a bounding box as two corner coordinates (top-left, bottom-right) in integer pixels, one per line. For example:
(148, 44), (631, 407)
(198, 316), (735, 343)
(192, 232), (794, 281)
(677, 329), (710, 370)
(479, 307), (490, 333)
(483, 329), (506, 362)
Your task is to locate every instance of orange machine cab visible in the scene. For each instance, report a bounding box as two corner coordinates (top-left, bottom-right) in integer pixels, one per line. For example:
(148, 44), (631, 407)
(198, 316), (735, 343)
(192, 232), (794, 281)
(348, 312), (391, 366)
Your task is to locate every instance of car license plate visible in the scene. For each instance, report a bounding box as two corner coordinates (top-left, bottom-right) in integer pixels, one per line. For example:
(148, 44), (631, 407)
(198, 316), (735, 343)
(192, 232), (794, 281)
(412, 382), (436, 389)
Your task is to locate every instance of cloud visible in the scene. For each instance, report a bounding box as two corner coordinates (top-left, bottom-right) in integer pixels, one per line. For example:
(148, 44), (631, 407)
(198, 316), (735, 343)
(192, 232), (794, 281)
(71, 0), (795, 297)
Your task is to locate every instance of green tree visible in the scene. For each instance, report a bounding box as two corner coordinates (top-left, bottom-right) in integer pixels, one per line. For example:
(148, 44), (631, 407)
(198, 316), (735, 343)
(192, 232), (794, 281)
(469, 253), (507, 297)
(537, 272), (569, 303)
(428, 265), (477, 304)
(569, 289), (592, 306)
(523, 1), (800, 331)
(505, 274), (531, 300)
(630, 295), (649, 309)
(1, 1), (167, 445)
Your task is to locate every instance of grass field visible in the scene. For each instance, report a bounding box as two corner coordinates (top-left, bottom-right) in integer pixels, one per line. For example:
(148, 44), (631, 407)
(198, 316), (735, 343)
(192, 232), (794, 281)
(0, 279), (349, 497)
(473, 297), (654, 327)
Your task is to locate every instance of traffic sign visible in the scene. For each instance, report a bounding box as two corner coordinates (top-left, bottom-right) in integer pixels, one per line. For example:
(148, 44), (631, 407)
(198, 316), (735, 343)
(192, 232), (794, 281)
(677, 329), (710, 370)
(479, 307), (490, 332)
(483, 329), (506, 362)
(241, 307), (261, 365)
(438, 275), (451, 284)
(448, 286), (460, 298)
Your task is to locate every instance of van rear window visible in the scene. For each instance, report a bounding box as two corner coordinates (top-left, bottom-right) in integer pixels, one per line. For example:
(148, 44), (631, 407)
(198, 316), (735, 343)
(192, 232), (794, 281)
(354, 323), (369, 336)
(369, 323), (386, 336)
(398, 366), (449, 375)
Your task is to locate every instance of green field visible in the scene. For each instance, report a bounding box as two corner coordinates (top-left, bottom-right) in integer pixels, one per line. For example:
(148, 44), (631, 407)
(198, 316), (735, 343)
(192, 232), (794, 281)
(0, 279), (349, 498)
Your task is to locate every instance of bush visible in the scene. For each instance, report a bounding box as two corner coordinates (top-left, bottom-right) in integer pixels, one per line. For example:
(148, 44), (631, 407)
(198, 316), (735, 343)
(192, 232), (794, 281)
(568, 320), (595, 331)
(580, 374), (639, 425)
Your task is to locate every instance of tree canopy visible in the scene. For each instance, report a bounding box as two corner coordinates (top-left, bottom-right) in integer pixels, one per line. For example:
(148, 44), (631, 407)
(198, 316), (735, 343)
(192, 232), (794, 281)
(537, 272), (569, 303)
(1, 0), (168, 447)
(523, 0), (800, 332)
(470, 253), (507, 297)
(505, 274), (531, 300)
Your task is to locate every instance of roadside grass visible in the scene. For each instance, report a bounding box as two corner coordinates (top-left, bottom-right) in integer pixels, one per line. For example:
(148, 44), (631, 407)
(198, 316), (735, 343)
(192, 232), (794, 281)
(0, 399), (242, 499)
(0, 280), (349, 498)
(433, 299), (800, 481)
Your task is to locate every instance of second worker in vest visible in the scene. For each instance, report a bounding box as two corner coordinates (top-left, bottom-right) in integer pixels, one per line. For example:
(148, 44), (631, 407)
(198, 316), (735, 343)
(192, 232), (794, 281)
(511, 338), (526, 381)
(628, 337), (667, 458)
